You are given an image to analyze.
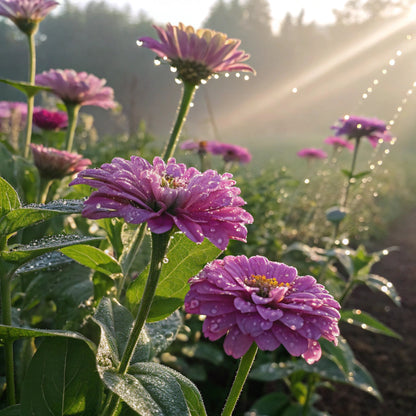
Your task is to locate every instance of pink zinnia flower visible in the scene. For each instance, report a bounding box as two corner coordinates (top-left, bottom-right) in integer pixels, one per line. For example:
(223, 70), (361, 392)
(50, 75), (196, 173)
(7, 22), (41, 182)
(70, 156), (253, 250)
(297, 148), (327, 159)
(33, 107), (67, 130)
(0, 0), (58, 34)
(35, 69), (116, 109)
(185, 255), (340, 363)
(324, 136), (354, 151)
(332, 115), (393, 148)
(210, 141), (252, 164)
(138, 23), (255, 85)
(31, 143), (91, 180)
(180, 139), (213, 154)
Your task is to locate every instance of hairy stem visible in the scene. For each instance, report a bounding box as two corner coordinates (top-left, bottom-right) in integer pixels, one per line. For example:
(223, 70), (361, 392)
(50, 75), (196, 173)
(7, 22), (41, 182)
(64, 104), (81, 152)
(162, 82), (196, 162)
(221, 343), (258, 416)
(103, 231), (171, 416)
(23, 33), (36, 158)
(1, 271), (16, 405)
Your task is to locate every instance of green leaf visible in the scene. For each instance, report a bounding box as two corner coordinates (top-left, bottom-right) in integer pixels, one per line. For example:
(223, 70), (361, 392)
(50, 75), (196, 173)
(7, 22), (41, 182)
(96, 218), (124, 259)
(0, 176), (21, 217)
(93, 297), (150, 367)
(0, 78), (52, 98)
(1, 234), (102, 274)
(21, 261), (94, 328)
(146, 310), (182, 359)
(352, 170), (371, 180)
(0, 324), (94, 349)
(0, 199), (84, 237)
(126, 232), (221, 321)
(356, 273), (402, 306)
(341, 169), (352, 178)
(341, 309), (401, 338)
(60, 244), (122, 277)
(249, 392), (290, 416)
(102, 362), (206, 416)
(0, 405), (21, 416)
(20, 337), (102, 415)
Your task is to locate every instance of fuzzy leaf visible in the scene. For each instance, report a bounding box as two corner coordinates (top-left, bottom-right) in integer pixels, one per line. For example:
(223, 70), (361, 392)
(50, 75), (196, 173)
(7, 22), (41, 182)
(1, 234), (102, 274)
(0, 199), (84, 237)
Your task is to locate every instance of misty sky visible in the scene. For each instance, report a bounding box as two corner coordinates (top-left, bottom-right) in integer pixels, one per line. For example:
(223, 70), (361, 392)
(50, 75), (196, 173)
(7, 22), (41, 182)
(68, 0), (349, 32)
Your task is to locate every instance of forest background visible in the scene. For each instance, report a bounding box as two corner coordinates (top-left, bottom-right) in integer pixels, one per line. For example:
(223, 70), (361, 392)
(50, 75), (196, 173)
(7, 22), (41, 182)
(1, 0), (416, 170)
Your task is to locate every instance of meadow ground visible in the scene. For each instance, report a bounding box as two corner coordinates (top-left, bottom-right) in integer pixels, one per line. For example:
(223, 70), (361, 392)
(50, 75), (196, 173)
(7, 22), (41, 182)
(317, 207), (416, 416)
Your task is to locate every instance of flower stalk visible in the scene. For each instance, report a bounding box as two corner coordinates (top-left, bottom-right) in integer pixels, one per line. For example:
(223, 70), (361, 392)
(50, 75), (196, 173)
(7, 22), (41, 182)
(64, 103), (80, 152)
(162, 82), (196, 162)
(103, 231), (171, 416)
(0, 268), (16, 405)
(341, 137), (361, 208)
(23, 32), (36, 158)
(221, 343), (258, 416)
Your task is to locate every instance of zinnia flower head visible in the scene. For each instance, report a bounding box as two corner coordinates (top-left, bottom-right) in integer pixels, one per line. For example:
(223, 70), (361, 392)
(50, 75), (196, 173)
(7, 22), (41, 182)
(70, 156), (253, 250)
(0, 0), (58, 34)
(210, 141), (252, 164)
(185, 255), (340, 363)
(31, 143), (91, 180)
(35, 69), (116, 109)
(33, 107), (67, 130)
(332, 115), (392, 147)
(180, 139), (213, 155)
(324, 136), (354, 151)
(138, 23), (255, 85)
(297, 148), (327, 159)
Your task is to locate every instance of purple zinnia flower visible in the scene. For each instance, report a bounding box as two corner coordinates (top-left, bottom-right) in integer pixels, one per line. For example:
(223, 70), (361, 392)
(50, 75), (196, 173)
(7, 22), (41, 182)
(70, 156), (253, 250)
(33, 107), (67, 130)
(297, 148), (327, 159)
(0, 0), (58, 34)
(324, 136), (354, 151)
(35, 69), (116, 109)
(209, 141), (252, 164)
(138, 23), (255, 85)
(31, 143), (91, 180)
(332, 115), (393, 148)
(185, 255), (340, 363)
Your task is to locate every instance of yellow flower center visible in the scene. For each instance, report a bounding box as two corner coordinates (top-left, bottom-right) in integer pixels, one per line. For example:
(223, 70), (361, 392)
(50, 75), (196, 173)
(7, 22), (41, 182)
(245, 274), (290, 297)
(161, 175), (185, 189)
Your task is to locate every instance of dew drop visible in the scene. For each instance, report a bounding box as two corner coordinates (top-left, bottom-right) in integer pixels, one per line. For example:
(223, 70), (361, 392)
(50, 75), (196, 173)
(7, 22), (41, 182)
(136, 40), (143, 46)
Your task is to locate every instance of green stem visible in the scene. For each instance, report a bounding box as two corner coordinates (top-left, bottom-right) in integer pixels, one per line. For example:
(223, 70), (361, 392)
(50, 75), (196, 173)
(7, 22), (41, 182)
(103, 231), (171, 416)
(162, 82), (196, 162)
(338, 278), (357, 305)
(37, 177), (53, 204)
(64, 104), (81, 152)
(302, 374), (316, 416)
(118, 223), (146, 298)
(221, 343), (258, 416)
(341, 137), (361, 208)
(23, 32), (36, 158)
(1, 272), (16, 405)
